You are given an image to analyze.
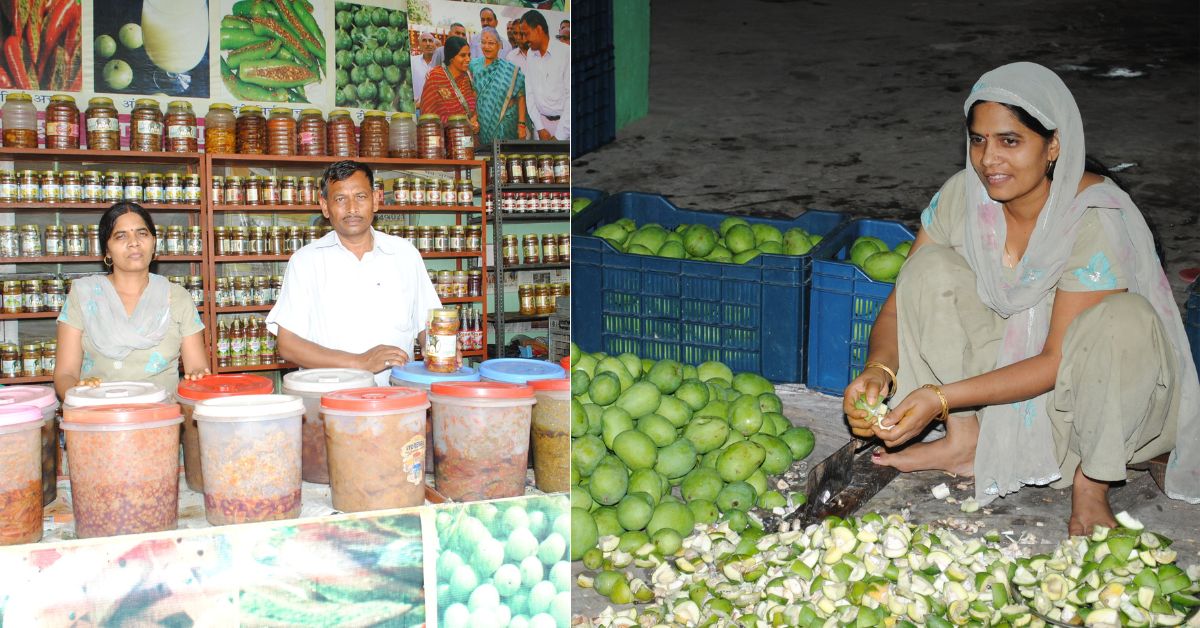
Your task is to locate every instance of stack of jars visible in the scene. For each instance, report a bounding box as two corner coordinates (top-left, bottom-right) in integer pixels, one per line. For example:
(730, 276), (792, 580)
(0, 169), (200, 205)
(1, 277), (66, 314)
(395, 224), (483, 254)
(213, 225), (327, 256)
(428, 269), (482, 299)
(213, 175), (318, 206)
(500, 233), (570, 266)
(164, 276), (205, 307)
(491, 190), (571, 215)
(518, 283), (571, 316)
(0, 340), (55, 378)
(0, 225), (100, 258)
(391, 177), (474, 207)
(498, 153), (570, 185)
(214, 317), (277, 368)
(213, 275), (283, 308)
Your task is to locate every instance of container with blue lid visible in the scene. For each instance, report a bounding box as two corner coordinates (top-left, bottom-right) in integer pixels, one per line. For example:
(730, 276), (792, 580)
(478, 358), (565, 385)
(389, 361), (480, 387)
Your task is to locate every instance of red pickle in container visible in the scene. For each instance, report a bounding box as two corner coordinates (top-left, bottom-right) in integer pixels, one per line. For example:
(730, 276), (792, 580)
(0, 385), (60, 506)
(0, 404), (45, 544)
(428, 381), (536, 501)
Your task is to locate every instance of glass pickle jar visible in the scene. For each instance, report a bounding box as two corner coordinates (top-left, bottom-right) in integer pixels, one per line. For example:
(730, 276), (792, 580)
(262, 176), (279, 204)
(66, 224), (85, 255)
(299, 176), (316, 204)
(388, 112), (417, 158)
(502, 234), (519, 265)
(244, 175), (260, 205)
(165, 100), (198, 152)
(84, 97), (120, 150)
(81, 171), (102, 202)
(186, 226), (203, 255)
(466, 225), (482, 251)
(236, 106), (267, 154)
(280, 176), (297, 204)
(553, 155), (570, 184)
(327, 109), (357, 157)
(102, 171), (123, 202)
(444, 114), (474, 160)
(184, 174), (202, 203)
(123, 171), (142, 201)
(432, 226), (448, 252)
(44, 225), (63, 255)
(130, 98), (164, 152)
(297, 109), (326, 156)
(209, 175), (223, 206)
(456, 180), (473, 206)
(522, 234), (540, 264)
(267, 107), (297, 156)
(359, 111), (389, 158)
(40, 171), (61, 203)
(416, 114), (444, 159)
(1, 93), (38, 148)
(0, 170), (15, 202)
(205, 102), (236, 153)
(522, 155), (538, 183)
(537, 154), (555, 183)
(392, 178), (410, 206)
(17, 169), (38, 202)
(542, 234), (559, 263)
(519, 284), (536, 315)
(224, 176), (244, 205)
(143, 173), (164, 202)
(45, 94), (80, 150)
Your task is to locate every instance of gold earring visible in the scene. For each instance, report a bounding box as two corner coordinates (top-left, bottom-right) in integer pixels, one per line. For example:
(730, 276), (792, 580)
(103, 255), (112, 267)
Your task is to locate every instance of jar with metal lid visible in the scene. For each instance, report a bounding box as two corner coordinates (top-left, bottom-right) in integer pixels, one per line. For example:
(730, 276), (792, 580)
(212, 277), (229, 307)
(38, 340), (56, 375)
(280, 176), (297, 205)
(20, 344), (40, 377)
(236, 106), (267, 154)
(522, 155), (538, 184)
(268, 226), (285, 255)
(449, 226), (465, 252)
(518, 284), (536, 315)
(416, 226), (433, 252)
(40, 171), (61, 203)
(372, 177), (384, 198)
(56, 171), (79, 204)
(436, 271), (454, 299)
(466, 225), (482, 251)
(452, 270), (468, 298)
(244, 175), (260, 205)
(327, 109), (358, 157)
(542, 234), (559, 263)
(535, 284), (553, 315)
(304, 225), (320, 245)
(249, 226), (267, 254)
(388, 112), (417, 158)
(522, 234), (540, 265)
(78, 171), (100, 202)
(272, 275), (283, 301)
(17, 170), (38, 202)
(44, 279), (65, 312)
(468, 269), (482, 297)
(160, 172), (181, 204)
(184, 174), (201, 204)
(537, 154), (555, 184)
(432, 226), (448, 252)
(224, 176), (243, 205)
(65, 225), (85, 256)
(251, 276), (268, 305)
(456, 180), (473, 206)
(507, 154), (525, 184)
(185, 276), (203, 306)
(19, 225), (41, 257)
(165, 101), (198, 152)
(444, 114), (474, 160)
(261, 176), (280, 204)
(1, 280), (20, 312)
(123, 171), (143, 201)
(425, 179), (441, 206)
(502, 234), (519, 265)
(205, 102), (236, 153)
(500, 191), (516, 213)
(410, 179), (426, 205)
(402, 225), (417, 244)
(0, 226), (14, 258)
(553, 155), (570, 184)
(440, 179), (455, 206)
(417, 114), (444, 159)
(186, 226), (203, 255)
(164, 225), (184, 255)
(211, 226), (227, 256)
(2, 93), (37, 148)
(299, 176), (316, 204)
(392, 178), (410, 206)
(130, 99), (164, 151)
(142, 173), (164, 202)
(230, 227), (248, 255)
(84, 97), (120, 150)
(285, 226), (303, 252)
(359, 110), (389, 158)
(22, 279), (43, 313)
(209, 175), (223, 206)
(87, 225), (101, 255)
(102, 171), (123, 202)
(267, 107), (297, 156)
(44, 225), (63, 256)
(297, 108), (326, 156)
(558, 233), (570, 262)
(233, 277), (251, 306)
(0, 343), (17, 377)
(45, 94), (80, 149)
(0, 170), (15, 202)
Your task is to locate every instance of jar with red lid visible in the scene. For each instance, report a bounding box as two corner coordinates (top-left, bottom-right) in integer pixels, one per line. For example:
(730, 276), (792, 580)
(297, 109), (326, 156)
(164, 100), (198, 152)
(267, 107), (297, 156)
(327, 109), (357, 157)
(358, 111), (389, 158)
(44, 94), (80, 150)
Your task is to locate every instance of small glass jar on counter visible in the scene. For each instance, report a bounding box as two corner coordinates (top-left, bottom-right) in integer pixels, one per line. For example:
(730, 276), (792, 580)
(416, 114), (444, 159)
(327, 109), (357, 157)
(205, 102), (237, 153)
(359, 110), (389, 158)
(444, 114), (474, 160)
(2, 93), (38, 148)
(130, 99), (164, 152)
(236, 106), (267, 154)
(45, 94), (80, 150)
(297, 108), (326, 156)
(165, 100), (198, 152)
(388, 112), (417, 158)
(84, 97), (120, 150)
(268, 107), (297, 156)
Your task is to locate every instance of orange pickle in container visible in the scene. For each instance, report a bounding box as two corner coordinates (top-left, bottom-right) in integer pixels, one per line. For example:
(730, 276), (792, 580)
(529, 378), (571, 493)
(61, 403), (183, 538)
(176, 374), (274, 493)
(0, 405), (45, 545)
(193, 394), (304, 526)
(321, 387), (430, 512)
(428, 381), (536, 501)
(282, 368), (374, 485)
(0, 385), (60, 506)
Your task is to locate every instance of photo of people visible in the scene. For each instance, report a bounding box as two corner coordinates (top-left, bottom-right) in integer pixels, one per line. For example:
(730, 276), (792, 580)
(407, 0), (568, 144)
(93, 0), (210, 97)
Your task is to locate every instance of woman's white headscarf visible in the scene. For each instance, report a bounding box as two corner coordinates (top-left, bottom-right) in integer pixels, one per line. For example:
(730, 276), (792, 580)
(962, 62), (1199, 504)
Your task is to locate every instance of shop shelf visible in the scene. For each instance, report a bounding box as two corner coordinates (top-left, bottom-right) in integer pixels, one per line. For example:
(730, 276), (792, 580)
(806, 219), (916, 396)
(0, 375), (52, 384)
(209, 153), (485, 170)
(0, 202), (201, 211)
(0, 255), (202, 263)
(216, 362), (298, 374)
(469, 211), (567, 224)
(212, 254), (291, 262)
(498, 183), (570, 191)
(502, 262), (570, 271)
(422, 251), (483, 259)
(0, 311), (62, 320)
(1187, 279), (1199, 372)
(487, 311), (553, 323)
(211, 204), (322, 212)
(214, 305), (275, 314)
(441, 296), (484, 304)
(0, 147), (204, 165)
(573, 192), (846, 382)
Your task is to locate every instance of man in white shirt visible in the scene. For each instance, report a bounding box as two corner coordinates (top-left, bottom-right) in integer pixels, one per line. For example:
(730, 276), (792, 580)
(412, 31), (439, 109)
(469, 7), (510, 59)
(432, 23), (468, 68)
(505, 17), (530, 72)
(522, 10), (571, 140)
(267, 161), (443, 386)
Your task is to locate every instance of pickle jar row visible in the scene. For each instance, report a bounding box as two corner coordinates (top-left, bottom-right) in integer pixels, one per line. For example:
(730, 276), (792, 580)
(428, 269), (484, 300)
(0, 339), (55, 379)
(0, 224), (202, 258)
(212, 175), (319, 206)
(390, 178), (475, 207)
(0, 169), (201, 204)
(487, 191), (572, 214)
(501, 233), (571, 266)
(213, 225), (330, 256)
(212, 275), (284, 308)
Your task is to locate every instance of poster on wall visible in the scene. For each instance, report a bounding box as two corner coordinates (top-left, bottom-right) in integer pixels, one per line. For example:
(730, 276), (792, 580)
(92, 0), (210, 97)
(213, 0), (331, 107)
(0, 0), (84, 91)
(408, 0), (570, 142)
(333, 1), (413, 113)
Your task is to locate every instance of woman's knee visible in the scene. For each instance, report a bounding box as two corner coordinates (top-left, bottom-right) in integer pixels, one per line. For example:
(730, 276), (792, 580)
(1066, 292), (1159, 350)
(896, 243), (973, 298)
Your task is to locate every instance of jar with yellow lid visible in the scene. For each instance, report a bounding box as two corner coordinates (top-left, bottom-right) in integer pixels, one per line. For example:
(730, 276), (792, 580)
(85, 97), (119, 150)
(130, 98), (164, 151)
(45, 94), (80, 150)
(164, 100), (198, 152)
(236, 106), (267, 154)
(205, 103), (236, 153)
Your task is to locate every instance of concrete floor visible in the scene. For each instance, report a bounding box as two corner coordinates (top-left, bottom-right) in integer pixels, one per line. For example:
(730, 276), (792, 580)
(571, 0), (1200, 618)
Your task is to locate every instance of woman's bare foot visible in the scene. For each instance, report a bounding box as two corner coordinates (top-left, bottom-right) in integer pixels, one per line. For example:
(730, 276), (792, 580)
(873, 414), (978, 476)
(1067, 465), (1118, 536)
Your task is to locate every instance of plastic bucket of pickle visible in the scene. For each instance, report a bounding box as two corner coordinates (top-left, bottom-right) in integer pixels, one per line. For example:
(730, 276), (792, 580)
(193, 394), (303, 526)
(428, 381), (536, 501)
(176, 374), (274, 493)
(321, 387), (430, 512)
(529, 378), (571, 493)
(0, 404), (46, 544)
(283, 368), (375, 485)
(0, 385), (62, 506)
(61, 402), (183, 538)
(389, 361), (479, 469)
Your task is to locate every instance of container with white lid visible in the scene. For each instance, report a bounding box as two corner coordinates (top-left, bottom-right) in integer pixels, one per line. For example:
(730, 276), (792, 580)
(176, 374), (274, 492)
(0, 385), (61, 506)
(64, 381), (168, 407)
(0, 404), (46, 544)
(283, 368), (375, 484)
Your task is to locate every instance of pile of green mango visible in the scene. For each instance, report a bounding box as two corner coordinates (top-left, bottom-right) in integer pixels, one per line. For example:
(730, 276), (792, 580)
(848, 236), (913, 283)
(590, 216), (823, 265)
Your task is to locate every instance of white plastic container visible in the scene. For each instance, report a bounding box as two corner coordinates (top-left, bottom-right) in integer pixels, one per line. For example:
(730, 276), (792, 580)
(0, 385), (61, 505)
(175, 374), (274, 492)
(64, 381), (168, 408)
(283, 368), (375, 484)
(193, 394), (304, 526)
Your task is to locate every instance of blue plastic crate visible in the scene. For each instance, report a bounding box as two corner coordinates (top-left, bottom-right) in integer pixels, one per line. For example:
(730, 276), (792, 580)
(572, 187), (608, 210)
(572, 192), (846, 383)
(572, 51), (616, 157)
(1187, 280), (1199, 373)
(806, 219), (916, 396)
(571, 0), (613, 58)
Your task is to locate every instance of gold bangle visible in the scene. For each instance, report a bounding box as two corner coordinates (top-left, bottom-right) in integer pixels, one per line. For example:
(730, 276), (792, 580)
(864, 361), (897, 392)
(921, 384), (950, 422)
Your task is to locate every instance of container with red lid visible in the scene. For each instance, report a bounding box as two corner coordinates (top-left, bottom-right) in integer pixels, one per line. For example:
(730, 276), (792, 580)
(192, 394), (303, 526)
(320, 386), (430, 512)
(0, 385), (60, 506)
(529, 378), (570, 493)
(0, 404), (46, 544)
(283, 368), (375, 485)
(61, 402), (184, 538)
(427, 381), (536, 501)
(176, 374), (274, 492)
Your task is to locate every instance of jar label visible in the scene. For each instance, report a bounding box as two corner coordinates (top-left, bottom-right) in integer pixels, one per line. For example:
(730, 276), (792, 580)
(168, 125), (197, 139)
(425, 333), (457, 360)
(280, 188), (295, 203)
(145, 188), (164, 201)
(1, 358), (17, 376)
(166, 185), (184, 200)
(87, 117), (118, 132)
(402, 435), (424, 485)
(458, 135), (474, 148)
(40, 356), (55, 374)
(299, 131), (317, 145)
(83, 183), (102, 199)
(45, 121), (78, 137)
(62, 183), (81, 200)
(136, 120), (164, 135)
(217, 338), (230, 357)
(2, 294), (21, 310)
(124, 185), (142, 199)
(23, 293), (43, 310)
(231, 338), (245, 354)
(18, 183), (38, 199)
(0, 182), (15, 197)
(412, 189), (425, 204)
